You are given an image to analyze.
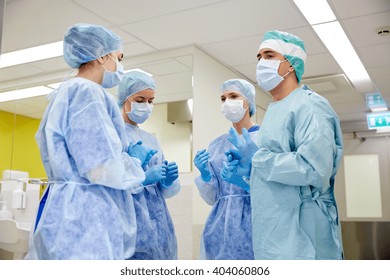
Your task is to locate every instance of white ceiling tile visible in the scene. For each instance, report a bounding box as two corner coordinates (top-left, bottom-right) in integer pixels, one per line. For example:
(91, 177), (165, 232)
(154, 72), (192, 100)
(330, 0), (390, 19)
(343, 11), (390, 47)
(139, 59), (191, 76)
(174, 55), (193, 70)
(120, 0), (307, 50)
(359, 43), (390, 68)
(29, 57), (69, 73)
(332, 101), (368, 114)
(0, 65), (46, 86)
(368, 65), (390, 97)
(122, 42), (157, 59)
(0, 101), (40, 115)
(201, 35), (262, 66)
(2, 0), (113, 52)
(338, 112), (367, 122)
(304, 53), (342, 78)
(74, 0), (226, 25)
(15, 95), (49, 110)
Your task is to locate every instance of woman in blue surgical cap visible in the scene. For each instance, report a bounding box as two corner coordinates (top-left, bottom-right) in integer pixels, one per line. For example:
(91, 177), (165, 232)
(117, 70), (180, 259)
(193, 79), (259, 260)
(26, 23), (146, 260)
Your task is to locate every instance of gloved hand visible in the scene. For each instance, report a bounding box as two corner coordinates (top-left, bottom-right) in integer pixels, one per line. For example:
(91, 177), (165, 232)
(225, 127), (258, 177)
(228, 127), (258, 159)
(143, 164), (167, 186)
(162, 160), (179, 187)
(127, 141), (157, 168)
(194, 149), (211, 182)
(224, 149), (251, 177)
(221, 161), (250, 191)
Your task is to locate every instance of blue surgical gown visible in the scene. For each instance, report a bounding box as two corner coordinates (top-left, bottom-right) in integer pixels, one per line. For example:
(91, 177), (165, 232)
(196, 125), (259, 260)
(124, 123), (179, 260)
(26, 78), (145, 260)
(251, 85), (343, 260)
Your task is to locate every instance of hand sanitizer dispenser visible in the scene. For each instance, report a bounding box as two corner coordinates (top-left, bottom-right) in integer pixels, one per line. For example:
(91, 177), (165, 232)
(12, 189), (26, 210)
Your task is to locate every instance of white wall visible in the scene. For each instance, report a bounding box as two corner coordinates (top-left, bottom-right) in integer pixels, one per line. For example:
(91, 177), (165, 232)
(335, 133), (390, 221)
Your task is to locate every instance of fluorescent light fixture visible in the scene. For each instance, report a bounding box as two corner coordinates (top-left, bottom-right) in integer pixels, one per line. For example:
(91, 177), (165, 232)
(312, 21), (371, 84)
(0, 41), (63, 68)
(293, 0), (336, 25)
(0, 86), (52, 103)
(124, 68), (153, 77)
(293, 0), (372, 87)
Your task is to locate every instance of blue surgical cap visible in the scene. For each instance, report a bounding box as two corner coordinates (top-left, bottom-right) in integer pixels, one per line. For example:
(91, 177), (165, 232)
(117, 71), (156, 106)
(258, 30), (306, 83)
(222, 79), (256, 117)
(63, 23), (122, 69)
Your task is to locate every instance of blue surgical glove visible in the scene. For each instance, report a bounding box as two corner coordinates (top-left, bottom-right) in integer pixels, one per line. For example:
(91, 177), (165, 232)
(143, 164), (167, 186)
(223, 149), (251, 177)
(127, 141), (157, 168)
(162, 160), (179, 187)
(221, 161), (250, 191)
(194, 149), (211, 182)
(226, 127), (258, 177)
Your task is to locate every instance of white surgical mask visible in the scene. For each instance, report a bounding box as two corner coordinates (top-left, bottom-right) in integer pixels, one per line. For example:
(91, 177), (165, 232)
(102, 56), (124, 88)
(256, 59), (289, 91)
(127, 102), (153, 124)
(221, 99), (247, 123)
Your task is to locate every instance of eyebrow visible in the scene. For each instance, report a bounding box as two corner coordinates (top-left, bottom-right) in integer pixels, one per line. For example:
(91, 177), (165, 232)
(257, 50), (276, 59)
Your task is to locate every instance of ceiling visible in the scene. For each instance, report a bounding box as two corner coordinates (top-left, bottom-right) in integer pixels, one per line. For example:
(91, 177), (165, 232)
(0, 0), (389, 131)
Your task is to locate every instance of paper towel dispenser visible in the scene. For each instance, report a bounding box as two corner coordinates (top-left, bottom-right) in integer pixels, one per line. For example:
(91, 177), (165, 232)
(167, 100), (192, 124)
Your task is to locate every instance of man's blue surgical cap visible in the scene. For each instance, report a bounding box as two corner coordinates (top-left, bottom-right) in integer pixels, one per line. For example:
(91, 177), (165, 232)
(117, 71), (156, 106)
(63, 23), (122, 69)
(258, 30), (306, 83)
(222, 79), (256, 117)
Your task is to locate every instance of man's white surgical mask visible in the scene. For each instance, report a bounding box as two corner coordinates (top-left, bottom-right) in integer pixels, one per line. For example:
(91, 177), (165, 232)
(127, 102), (154, 124)
(221, 99), (247, 123)
(102, 55), (124, 88)
(256, 59), (289, 92)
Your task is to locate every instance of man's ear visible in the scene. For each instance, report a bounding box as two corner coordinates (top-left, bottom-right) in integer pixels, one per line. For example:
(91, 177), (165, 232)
(96, 56), (105, 64)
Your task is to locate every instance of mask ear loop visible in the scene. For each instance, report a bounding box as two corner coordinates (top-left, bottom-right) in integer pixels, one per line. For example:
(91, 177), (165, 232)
(124, 96), (133, 115)
(279, 60), (292, 78)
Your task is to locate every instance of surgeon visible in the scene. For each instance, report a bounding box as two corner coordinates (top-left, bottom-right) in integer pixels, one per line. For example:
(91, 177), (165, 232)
(117, 70), (180, 259)
(194, 79), (259, 260)
(225, 30), (344, 260)
(26, 23), (146, 260)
